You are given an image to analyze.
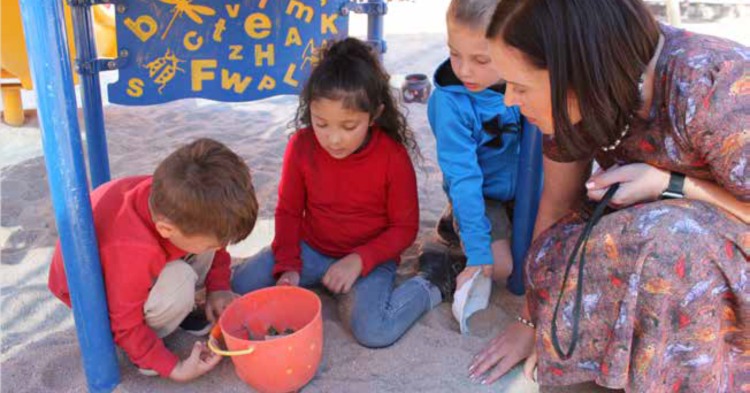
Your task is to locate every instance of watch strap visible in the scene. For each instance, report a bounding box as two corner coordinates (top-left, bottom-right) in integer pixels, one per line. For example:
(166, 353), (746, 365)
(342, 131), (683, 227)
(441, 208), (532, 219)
(661, 171), (685, 199)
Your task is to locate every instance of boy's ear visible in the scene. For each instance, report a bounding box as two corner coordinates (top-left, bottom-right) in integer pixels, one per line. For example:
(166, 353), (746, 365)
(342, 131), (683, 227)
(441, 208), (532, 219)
(371, 104), (385, 125)
(154, 219), (177, 239)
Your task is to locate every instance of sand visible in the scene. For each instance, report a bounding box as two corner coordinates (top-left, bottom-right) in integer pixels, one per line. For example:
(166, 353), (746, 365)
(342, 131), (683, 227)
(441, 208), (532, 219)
(3, 1), (745, 391)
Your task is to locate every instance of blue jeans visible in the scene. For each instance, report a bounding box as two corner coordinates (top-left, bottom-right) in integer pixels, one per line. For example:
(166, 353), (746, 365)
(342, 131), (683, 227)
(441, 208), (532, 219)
(231, 242), (441, 348)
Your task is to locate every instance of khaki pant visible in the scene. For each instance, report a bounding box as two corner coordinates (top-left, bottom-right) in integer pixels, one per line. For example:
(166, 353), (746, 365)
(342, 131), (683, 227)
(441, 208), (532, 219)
(143, 251), (214, 338)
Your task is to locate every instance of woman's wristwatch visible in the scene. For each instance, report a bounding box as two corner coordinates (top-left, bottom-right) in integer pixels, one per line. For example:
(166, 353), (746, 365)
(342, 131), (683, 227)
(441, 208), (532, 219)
(660, 172), (685, 199)
(661, 171), (685, 199)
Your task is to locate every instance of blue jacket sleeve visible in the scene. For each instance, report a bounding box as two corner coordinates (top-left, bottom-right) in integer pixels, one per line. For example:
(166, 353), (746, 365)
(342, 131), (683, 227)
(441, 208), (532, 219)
(428, 91), (493, 267)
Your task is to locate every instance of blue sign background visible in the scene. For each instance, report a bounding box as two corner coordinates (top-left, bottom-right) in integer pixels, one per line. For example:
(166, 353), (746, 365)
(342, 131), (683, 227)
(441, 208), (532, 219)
(108, 0), (349, 105)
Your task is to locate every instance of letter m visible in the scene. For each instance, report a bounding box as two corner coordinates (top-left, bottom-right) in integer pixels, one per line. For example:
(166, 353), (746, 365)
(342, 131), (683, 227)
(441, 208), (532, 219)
(286, 0), (314, 23)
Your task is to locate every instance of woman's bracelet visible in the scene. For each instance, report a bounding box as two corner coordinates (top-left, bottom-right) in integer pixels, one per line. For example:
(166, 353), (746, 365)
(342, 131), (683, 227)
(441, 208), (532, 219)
(516, 315), (536, 329)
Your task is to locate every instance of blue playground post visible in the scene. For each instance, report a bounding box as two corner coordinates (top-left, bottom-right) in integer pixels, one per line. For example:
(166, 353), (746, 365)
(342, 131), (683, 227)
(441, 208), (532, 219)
(508, 120), (544, 295)
(18, 0), (121, 391)
(69, 2), (111, 188)
(367, 0), (386, 55)
(345, 0), (387, 56)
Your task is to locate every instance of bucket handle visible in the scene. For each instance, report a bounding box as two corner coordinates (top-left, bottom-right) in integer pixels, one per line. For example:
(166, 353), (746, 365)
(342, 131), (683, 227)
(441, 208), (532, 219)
(208, 324), (256, 357)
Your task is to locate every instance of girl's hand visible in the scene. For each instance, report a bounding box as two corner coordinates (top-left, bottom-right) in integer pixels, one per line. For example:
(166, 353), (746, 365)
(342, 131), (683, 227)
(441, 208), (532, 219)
(586, 163), (669, 207)
(456, 265), (493, 293)
(322, 253), (363, 294)
(468, 320), (535, 385)
(205, 290), (238, 323)
(276, 271), (300, 286)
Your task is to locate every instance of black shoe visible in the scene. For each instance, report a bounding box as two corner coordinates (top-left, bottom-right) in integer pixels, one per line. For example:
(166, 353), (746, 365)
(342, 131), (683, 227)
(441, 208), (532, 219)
(436, 207), (461, 247)
(179, 310), (212, 336)
(417, 242), (466, 303)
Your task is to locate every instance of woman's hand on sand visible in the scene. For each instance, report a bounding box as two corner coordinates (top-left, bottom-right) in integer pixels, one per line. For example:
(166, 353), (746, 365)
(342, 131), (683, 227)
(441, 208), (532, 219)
(169, 341), (222, 382)
(468, 319), (535, 385)
(276, 271), (301, 286)
(322, 253), (363, 294)
(205, 290), (238, 323)
(586, 163), (669, 207)
(456, 265), (493, 293)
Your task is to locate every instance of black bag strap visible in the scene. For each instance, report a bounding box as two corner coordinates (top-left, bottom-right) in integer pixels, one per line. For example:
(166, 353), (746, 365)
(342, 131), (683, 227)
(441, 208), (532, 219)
(550, 183), (620, 360)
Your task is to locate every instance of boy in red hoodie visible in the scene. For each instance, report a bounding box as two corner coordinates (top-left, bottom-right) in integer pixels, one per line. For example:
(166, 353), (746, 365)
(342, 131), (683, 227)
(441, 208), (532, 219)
(48, 138), (258, 381)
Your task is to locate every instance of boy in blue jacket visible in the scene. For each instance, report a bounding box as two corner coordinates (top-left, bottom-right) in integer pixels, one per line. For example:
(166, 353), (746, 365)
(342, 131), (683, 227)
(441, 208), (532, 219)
(418, 0), (522, 302)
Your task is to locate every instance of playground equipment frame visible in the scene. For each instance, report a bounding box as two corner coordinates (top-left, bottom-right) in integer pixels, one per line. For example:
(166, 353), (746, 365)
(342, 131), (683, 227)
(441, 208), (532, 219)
(17, 0), (540, 391)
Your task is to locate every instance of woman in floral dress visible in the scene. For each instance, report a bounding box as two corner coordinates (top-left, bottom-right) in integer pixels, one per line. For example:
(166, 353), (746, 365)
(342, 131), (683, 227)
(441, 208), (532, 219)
(467, 0), (748, 391)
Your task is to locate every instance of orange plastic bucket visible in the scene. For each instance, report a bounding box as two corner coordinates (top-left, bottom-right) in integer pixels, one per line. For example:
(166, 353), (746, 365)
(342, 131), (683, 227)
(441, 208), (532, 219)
(209, 286), (323, 393)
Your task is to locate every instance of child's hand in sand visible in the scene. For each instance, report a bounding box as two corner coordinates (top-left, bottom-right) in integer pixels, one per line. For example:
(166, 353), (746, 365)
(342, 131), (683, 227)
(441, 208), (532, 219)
(322, 253), (363, 294)
(456, 265), (493, 293)
(169, 341), (221, 382)
(205, 290), (237, 322)
(276, 271), (300, 286)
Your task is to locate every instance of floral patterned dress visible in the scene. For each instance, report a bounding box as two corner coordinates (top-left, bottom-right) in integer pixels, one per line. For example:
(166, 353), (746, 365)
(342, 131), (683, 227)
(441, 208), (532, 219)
(527, 24), (748, 392)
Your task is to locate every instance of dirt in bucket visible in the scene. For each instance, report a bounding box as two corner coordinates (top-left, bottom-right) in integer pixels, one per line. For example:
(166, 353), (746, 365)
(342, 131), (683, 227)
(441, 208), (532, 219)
(262, 326), (296, 341)
(237, 324), (296, 341)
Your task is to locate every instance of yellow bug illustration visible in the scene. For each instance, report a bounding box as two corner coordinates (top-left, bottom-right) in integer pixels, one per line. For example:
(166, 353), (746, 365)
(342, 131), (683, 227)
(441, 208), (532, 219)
(160, 0), (216, 40)
(144, 49), (185, 94)
(300, 39), (324, 71)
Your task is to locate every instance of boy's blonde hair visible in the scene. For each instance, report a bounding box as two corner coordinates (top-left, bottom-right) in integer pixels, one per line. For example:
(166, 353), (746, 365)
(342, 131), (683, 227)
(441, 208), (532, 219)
(448, 0), (500, 28)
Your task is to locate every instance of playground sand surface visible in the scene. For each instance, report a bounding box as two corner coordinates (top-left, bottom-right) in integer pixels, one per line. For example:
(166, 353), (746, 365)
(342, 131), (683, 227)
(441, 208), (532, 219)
(3, 1), (746, 391)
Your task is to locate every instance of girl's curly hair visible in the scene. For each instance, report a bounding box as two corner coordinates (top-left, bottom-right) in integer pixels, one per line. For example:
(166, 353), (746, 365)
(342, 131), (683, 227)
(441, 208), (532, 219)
(293, 37), (419, 157)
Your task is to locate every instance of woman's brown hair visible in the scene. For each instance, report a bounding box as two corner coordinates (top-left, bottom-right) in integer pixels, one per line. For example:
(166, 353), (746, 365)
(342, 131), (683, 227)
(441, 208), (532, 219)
(487, 0), (660, 159)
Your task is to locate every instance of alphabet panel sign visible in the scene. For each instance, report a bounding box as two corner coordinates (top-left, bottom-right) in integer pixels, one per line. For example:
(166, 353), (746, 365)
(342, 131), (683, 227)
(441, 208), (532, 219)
(108, 0), (349, 105)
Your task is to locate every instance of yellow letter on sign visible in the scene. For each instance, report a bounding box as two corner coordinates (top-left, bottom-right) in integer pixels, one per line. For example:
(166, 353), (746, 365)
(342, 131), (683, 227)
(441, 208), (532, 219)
(225, 4), (240, 18)
(222, 70), (252, 93)
(258, 75), (276, 91)
(255, 44), (275, 67)
(124, 15), (157, 42)
(229, 45), (244, 60)
(192, 60), (217, 91)
(213, 19), (227, 42)
(286, 0), (314, 23)
(183, 31), (203, 51)
(285, 27), (302, 47)
(244, 13), (271, 39)
(283, 63), (299, 88)
(321, 13), (338, 34)
(126, 78), (144, 97)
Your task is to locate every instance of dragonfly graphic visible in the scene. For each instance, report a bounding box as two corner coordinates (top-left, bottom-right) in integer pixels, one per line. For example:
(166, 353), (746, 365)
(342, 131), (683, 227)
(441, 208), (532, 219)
(159, 0), (216, 40)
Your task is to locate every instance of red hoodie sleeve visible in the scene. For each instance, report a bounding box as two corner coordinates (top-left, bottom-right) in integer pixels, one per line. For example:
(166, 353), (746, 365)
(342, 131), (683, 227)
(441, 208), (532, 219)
(353, 147), (419, 276)
(204, 248), (231, 292)
(271, 133), (307, 278)
(100, 245), (179, 377)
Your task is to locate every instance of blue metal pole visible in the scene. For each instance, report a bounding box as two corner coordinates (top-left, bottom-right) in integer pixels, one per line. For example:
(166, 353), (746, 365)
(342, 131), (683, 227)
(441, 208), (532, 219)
(508, 120), (544, 295)
(70, 4), (111, 188)
(18, 0), (121, 391)
(367, 0), (386, 55)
